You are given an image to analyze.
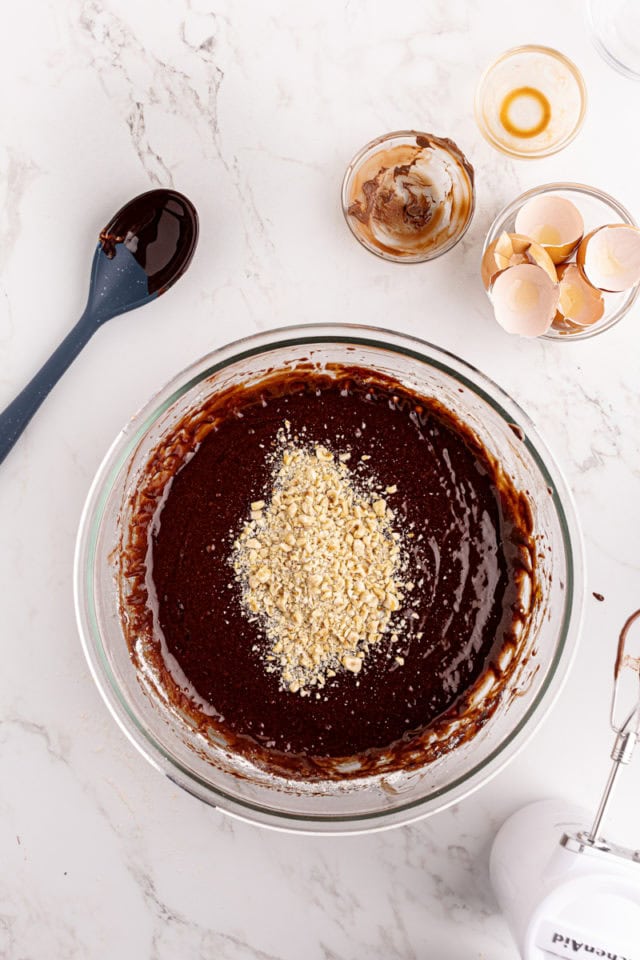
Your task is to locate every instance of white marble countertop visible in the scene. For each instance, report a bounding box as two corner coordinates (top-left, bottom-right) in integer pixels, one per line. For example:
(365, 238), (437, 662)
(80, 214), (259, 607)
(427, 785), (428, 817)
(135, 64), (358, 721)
(1, 1), (639, 957)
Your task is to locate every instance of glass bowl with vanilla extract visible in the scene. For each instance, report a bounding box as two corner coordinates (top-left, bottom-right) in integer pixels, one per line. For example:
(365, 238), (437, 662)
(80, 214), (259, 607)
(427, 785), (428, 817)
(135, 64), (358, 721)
(475, 45), (587, 159)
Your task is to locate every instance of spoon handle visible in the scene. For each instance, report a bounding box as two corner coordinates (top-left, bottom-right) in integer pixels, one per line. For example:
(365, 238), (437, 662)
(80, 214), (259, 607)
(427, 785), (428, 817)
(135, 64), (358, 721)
(0, 314), (95, 466)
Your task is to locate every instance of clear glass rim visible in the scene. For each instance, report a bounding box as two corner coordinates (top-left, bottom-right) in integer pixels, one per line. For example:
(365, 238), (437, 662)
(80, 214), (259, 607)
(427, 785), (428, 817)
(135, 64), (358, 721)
(587, 0), (640, 81)
(340, 130), (475, 263)
(482, 181), (640, 342)
(474, 45), (588, 159)
(74, 323), (584, 834)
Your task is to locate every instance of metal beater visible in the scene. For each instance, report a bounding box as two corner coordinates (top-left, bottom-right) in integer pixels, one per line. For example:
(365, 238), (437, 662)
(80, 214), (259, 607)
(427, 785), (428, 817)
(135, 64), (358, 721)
(562, 607), (640, 862)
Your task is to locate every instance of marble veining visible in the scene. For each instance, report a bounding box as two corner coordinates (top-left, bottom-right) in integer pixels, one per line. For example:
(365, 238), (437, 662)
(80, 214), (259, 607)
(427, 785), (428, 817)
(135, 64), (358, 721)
(1, 1), (639, 958)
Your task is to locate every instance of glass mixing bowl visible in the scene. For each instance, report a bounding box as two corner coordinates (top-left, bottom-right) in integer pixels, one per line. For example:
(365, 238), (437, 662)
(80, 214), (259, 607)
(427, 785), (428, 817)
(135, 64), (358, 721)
(74, 324), (584, 834)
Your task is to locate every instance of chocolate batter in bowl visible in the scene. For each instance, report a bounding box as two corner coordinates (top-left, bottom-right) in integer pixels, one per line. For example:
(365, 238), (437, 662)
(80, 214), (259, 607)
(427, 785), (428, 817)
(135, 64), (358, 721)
(75, 325), (583, 833)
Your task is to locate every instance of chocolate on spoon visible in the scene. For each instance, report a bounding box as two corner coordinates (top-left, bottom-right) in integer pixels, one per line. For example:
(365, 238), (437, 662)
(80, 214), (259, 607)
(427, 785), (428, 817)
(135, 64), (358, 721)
(0, 189), (198, 465)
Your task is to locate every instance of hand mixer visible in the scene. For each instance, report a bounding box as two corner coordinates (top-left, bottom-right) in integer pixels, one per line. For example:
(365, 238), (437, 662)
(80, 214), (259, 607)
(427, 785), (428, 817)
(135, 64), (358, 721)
(491, 609), (640, 960)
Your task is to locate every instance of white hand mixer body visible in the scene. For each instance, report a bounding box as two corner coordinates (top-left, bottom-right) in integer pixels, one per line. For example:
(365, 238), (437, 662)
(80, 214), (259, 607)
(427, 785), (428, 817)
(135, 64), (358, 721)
(491, 610), (640, 960)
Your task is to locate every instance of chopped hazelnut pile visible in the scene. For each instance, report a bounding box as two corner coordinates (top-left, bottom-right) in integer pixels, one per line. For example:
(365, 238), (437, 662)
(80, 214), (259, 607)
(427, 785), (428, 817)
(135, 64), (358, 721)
(231, 433), (408, 695)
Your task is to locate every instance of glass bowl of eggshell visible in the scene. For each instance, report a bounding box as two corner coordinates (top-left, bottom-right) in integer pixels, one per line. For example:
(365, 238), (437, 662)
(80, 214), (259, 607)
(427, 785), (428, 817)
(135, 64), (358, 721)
(482, 182), (640, 341)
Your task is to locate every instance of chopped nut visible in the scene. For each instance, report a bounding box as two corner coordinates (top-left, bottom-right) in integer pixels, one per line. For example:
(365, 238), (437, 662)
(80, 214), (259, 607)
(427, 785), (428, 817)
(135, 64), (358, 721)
(343, 655), (363, 674)
(231, 431), (408, 694)
(385, 592), (400, 611)
(315, 446), (333, 462)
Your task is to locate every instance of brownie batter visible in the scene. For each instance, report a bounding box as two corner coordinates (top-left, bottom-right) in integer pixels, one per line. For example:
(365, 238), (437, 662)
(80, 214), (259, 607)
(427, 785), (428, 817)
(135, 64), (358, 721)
(120, 366), (536, 779)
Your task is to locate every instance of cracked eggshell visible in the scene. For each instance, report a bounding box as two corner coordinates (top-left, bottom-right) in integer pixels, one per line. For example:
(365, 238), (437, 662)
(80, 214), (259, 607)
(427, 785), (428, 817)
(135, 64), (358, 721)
(490, 263), (559, 338)
(576, 224), (640, 293)
(514, 195), (584, 264)
(481, 232), (557, 289)
(555, 263), (605, 328)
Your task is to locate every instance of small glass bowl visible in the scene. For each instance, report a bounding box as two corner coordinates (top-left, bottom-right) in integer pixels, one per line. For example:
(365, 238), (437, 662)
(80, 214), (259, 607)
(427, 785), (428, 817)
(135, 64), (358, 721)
(475, 46), (587, 159)
(483, 182), (640, 341)
(341, 130), (475, 263)
(588, 0), (640, 81)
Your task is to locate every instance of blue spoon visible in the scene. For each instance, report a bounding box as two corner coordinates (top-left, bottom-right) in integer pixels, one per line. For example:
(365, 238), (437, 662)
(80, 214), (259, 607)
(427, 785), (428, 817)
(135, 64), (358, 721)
(0, 188), (198, 465)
